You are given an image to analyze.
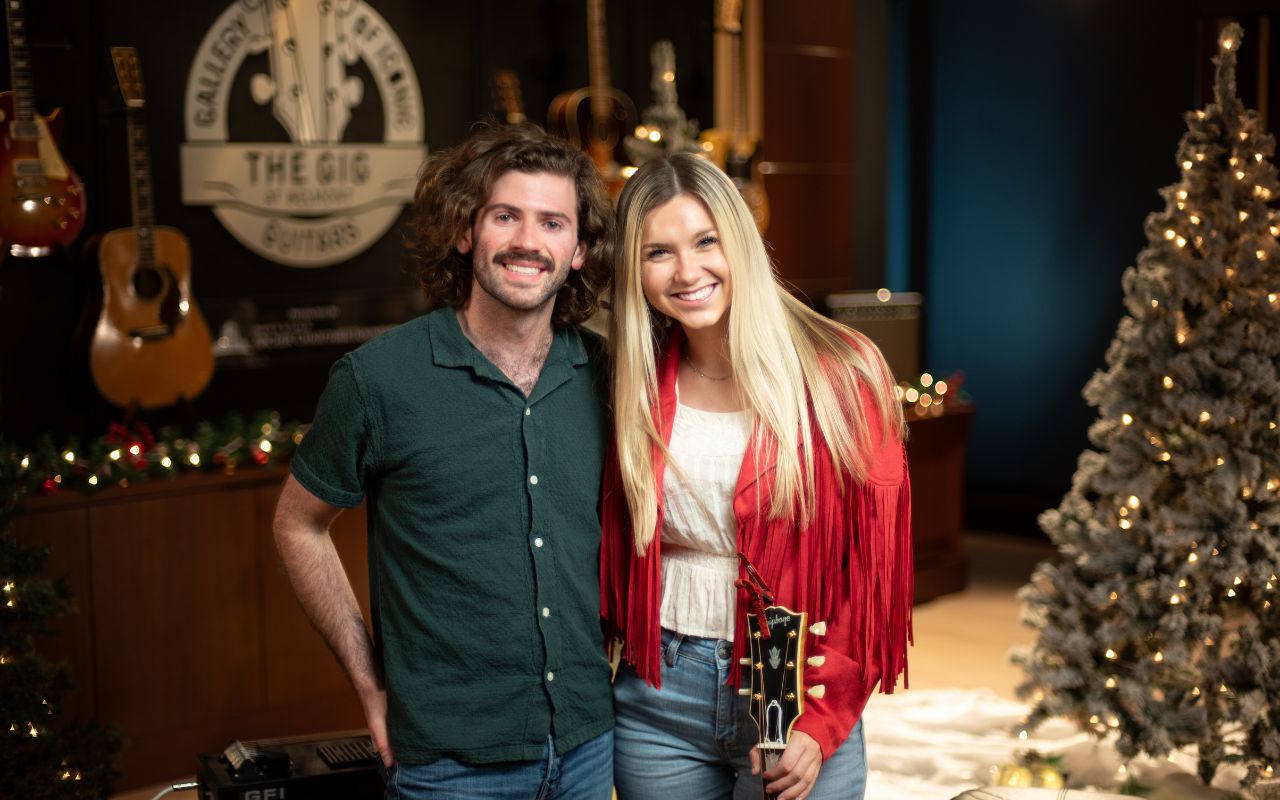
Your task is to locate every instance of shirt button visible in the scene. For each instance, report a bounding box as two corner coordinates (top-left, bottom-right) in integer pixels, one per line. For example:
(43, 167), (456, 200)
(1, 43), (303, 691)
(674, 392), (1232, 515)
(525, 407), (531, 416)
(534, 537), (544, 548)
(546, 671), (555, 682)
(542, 607), (550, 617)
(529, 475), (538, 485)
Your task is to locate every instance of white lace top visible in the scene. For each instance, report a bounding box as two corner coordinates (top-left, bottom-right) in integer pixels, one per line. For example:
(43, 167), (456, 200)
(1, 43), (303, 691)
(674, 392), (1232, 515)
(659, 398), (753, 641)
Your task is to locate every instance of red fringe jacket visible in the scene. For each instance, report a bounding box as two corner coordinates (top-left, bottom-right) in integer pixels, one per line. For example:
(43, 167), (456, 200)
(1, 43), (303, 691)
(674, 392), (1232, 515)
(600, 330), (914, 758)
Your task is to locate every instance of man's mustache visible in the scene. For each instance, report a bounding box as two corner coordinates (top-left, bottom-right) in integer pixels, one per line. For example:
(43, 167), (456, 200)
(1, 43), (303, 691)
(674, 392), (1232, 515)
(493, 249), (554, 270)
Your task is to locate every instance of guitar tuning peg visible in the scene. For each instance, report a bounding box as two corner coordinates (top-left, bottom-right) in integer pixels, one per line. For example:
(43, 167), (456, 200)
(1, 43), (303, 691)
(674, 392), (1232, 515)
(806, 655), (826, 667)
(739, 657), (753, 666)
(738, 687), (752, 697)
(806, 684), (826, 700)
(809, 621), (828, 636)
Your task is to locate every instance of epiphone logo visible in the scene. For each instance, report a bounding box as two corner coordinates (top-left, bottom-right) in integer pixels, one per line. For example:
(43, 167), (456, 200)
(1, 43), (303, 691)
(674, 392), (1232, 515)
(766, 612), (794, 628)
(180, 0), (426, 267)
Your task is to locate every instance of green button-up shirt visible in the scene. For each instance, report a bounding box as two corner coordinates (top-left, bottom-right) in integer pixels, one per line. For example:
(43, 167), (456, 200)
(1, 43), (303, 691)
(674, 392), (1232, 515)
(291, 308), (613, 764)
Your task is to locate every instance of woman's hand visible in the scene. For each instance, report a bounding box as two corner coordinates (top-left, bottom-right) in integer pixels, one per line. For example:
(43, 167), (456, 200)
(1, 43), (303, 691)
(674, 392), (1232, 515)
(751, 730), (823, 800)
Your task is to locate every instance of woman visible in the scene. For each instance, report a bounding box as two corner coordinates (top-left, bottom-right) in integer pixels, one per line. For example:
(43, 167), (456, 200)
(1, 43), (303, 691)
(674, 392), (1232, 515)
(601, 153), (913, 800)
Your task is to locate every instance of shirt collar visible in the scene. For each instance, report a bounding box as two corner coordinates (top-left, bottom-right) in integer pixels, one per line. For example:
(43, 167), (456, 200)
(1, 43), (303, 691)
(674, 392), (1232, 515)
(428, 306), (589, 376)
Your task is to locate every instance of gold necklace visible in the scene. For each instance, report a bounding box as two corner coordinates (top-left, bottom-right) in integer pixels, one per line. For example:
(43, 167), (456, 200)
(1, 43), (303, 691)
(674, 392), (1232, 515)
(683, 354), (732, 382)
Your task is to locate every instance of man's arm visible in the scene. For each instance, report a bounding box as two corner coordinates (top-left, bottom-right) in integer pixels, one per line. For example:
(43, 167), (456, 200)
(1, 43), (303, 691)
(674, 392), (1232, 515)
(273, 474), (392, 766)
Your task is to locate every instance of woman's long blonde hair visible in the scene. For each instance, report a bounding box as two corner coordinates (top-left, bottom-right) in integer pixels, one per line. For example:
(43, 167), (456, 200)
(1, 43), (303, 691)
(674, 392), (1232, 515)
(611, 153), (906, 554)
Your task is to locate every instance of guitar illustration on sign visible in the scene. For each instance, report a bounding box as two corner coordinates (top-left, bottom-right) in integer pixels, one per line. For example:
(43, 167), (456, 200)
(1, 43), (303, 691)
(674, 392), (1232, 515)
(0, 0), (85, 256)
(90, 48), (213, 411)
(249, 0), (364, 144)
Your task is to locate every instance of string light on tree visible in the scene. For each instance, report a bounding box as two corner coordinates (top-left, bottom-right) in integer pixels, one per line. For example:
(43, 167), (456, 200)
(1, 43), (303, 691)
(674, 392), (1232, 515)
(1015, 24), (1280, 793)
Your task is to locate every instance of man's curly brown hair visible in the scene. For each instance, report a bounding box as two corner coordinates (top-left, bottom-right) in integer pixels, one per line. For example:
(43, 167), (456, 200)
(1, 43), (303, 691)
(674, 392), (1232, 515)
(406, 122), (614, 328)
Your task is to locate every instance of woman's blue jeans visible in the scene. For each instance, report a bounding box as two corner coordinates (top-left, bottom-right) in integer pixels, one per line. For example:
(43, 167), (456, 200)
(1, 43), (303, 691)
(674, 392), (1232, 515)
(613, 629), (866, 800)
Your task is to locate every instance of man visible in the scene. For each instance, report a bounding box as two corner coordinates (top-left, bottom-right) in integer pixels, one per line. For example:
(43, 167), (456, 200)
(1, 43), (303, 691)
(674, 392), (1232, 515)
(273, 122), (616, 799)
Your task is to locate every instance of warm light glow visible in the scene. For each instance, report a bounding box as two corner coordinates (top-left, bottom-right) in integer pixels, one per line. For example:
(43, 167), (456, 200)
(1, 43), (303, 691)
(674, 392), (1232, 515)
(662, 71), (675, 82)
(189, 453), (201, 466)
(1126, 495), (1140, 509)
(1119, 519), (1132, 530)
(1234, 576), (1243, 585)
(1227, 588), (1237, 597)
(1220, 683), (1229, 692)
(635, 125), (649, 139)
(1236, 170), (1246, 180)
(1190, 215), (1201, 224)
(1177, 189), (1188, 200)
(62, 451), (74, 463)
(259, 440), (273, 453)
(1162, 376), (1174, 389)
(1109, 591), (1119, 601)
(905, 388), (919, 403)
(1192, 686), (1201, 696)
(1170, 594), (1181, 605)
(1222, 38), (1236, 50)
(1106, 676), (1117, 688)
(1175, 236), (1187, 248)
(1243, 487), (1253, 499)
(920, 372), (934, 387)
(88, 475), (98, 486)
(160, 456), (172, 469)
(1199, 411), (1211, 423)
(1229, 157), (1239, 167)
(1195, 153), (1206, 162)
(109, 449), (121, 461)
(1121, 413), (1133, 425)
(1181, 160), (1193, 170)
(129, 444), (142, 456)
(621, 165), (638, 178)
(1105, 648), (1118, 660)
(876, 287), (892, 302)
(1225, 267), (1237, 279)
(19, 456), (28, 469)
(1153, 651), (1164, 662)
(1188, 552), (1198, 563)
(1160, 452), (1172, 462)
(1108, 716), (1120, 728)
(648, 130), (662, 142)
(1164, 229), (1176, 240)
(1240, 211), (1249, 222)
(1178, 579), (1188, 588)
(935, 380), (949, 394)
(1216, 457), (1226, 466)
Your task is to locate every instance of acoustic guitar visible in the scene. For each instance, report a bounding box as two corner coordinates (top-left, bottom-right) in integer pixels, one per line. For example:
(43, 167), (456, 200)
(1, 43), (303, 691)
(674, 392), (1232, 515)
(0, 0), (85, 256)
(548, 0), (636, 196)
(90, 47), (213, 410)
(700, 0), (769, 232)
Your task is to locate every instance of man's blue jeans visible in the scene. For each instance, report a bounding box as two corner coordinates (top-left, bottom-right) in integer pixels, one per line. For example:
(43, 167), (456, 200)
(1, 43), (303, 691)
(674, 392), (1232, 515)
(382, 730), (613, 799)
(613, 629), (867, 799)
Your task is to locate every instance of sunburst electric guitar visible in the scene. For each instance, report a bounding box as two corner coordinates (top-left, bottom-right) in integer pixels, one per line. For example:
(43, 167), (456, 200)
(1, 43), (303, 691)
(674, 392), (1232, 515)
(0, 0), (85, 255)
(90, 47), (213, 410)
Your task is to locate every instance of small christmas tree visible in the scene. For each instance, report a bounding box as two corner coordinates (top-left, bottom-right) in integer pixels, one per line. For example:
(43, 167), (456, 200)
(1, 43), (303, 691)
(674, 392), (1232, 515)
(1, 452), (122, 798)
(1016, 23), (1280, 789)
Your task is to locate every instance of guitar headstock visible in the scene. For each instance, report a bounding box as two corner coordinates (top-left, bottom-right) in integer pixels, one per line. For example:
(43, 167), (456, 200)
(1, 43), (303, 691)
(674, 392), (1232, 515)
(741, 605), (807, 753)
(111, 47), (146, 109)
(715, 0), (744, 34)
(492, 71), (526, 124)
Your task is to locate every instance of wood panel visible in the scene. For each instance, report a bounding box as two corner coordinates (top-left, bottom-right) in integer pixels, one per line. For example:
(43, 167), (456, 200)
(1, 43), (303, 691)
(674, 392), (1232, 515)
(759, 172), (853, 298)
(88, 484), (265, 783)
(906, 406), (974, 603)
(10, 507), (96, 722)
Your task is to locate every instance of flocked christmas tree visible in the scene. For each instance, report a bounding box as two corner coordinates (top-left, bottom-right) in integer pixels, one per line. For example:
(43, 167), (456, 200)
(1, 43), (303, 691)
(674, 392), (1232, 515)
(1016, 23), (1280, 790)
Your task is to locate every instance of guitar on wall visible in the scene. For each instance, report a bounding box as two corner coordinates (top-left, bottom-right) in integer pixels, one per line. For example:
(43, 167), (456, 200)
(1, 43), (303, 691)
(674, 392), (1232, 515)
(700, 0), (769, 232)
(90, 47), (213, 411)
(740, 600), (823, 800)
(492, 70), (527, 125)
(0, 0), (85, 256)
(548, 0), (636, 197)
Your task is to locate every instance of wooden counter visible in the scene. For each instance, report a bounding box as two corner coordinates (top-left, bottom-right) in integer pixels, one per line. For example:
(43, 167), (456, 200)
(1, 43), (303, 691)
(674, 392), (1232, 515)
(15, 405), (971, 789)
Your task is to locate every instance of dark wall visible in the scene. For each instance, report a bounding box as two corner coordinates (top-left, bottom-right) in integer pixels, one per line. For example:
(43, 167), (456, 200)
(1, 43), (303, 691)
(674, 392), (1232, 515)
(0, 0), (713, 445)
(910, 1), (1275, 534)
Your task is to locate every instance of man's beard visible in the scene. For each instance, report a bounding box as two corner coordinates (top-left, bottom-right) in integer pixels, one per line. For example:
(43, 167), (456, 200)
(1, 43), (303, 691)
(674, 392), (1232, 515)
(471, 247), (572, 313)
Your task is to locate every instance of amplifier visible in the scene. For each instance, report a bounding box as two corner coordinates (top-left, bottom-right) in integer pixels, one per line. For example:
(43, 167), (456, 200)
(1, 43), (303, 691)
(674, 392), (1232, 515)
(822, 290), (922, 381)
(196, 731), (382, 800)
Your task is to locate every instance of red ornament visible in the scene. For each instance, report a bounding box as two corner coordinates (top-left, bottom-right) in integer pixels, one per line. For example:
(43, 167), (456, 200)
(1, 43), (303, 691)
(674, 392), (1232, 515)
(252, 449), (268, 466)
(40, 478), (58, 494)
